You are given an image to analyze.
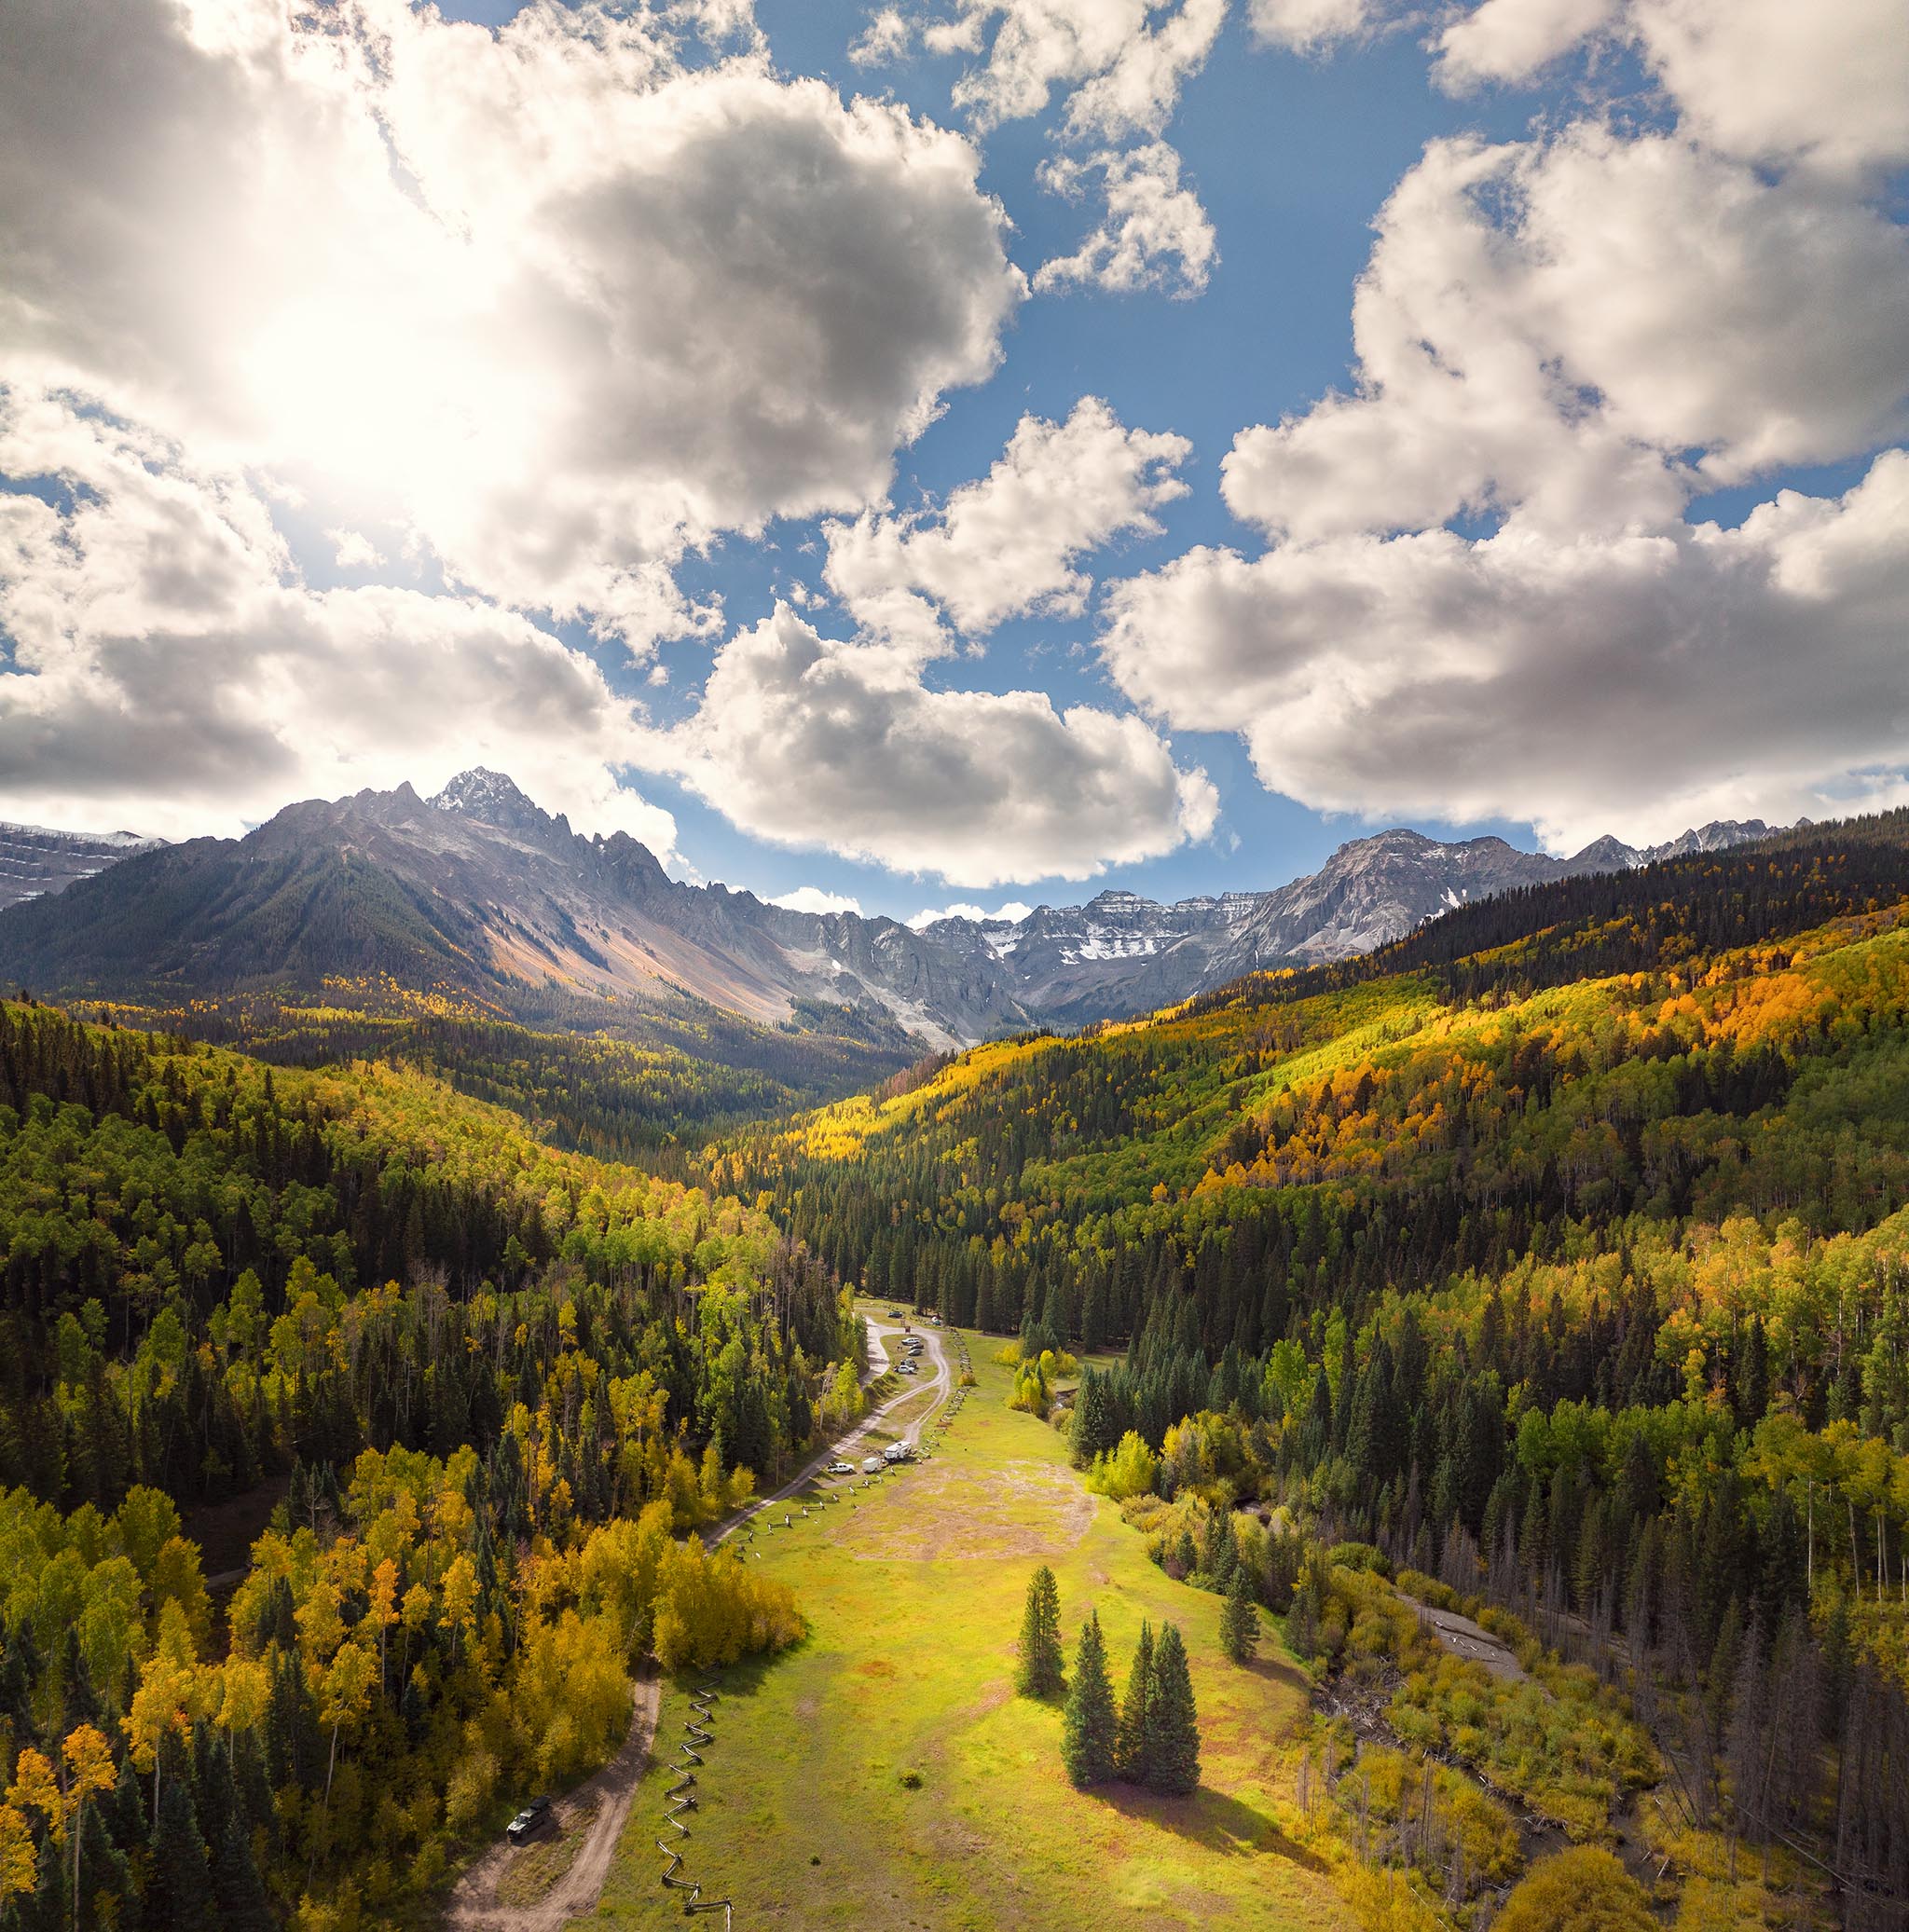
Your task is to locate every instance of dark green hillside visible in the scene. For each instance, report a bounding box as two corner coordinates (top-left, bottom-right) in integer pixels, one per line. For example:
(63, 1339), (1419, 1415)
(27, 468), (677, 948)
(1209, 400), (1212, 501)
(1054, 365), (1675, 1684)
(0, 837), (483, 992)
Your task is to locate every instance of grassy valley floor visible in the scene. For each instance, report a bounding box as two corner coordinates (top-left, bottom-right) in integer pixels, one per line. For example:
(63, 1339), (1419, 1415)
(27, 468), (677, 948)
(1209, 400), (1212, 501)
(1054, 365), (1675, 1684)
(594, 1328), (1344, 1930)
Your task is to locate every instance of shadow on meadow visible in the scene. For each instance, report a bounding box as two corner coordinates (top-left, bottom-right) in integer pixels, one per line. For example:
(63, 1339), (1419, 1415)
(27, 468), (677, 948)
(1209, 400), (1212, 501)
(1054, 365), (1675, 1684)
(1094, 1783), (1329, 1871)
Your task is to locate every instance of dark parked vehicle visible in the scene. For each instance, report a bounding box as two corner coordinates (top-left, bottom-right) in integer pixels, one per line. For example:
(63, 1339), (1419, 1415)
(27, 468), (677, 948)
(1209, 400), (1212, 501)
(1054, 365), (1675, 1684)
(506, 1796), (554, 1844)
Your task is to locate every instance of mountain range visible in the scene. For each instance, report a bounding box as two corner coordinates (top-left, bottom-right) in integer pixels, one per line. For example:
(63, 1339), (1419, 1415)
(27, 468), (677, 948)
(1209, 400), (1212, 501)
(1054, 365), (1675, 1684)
(0, 771), (1777, 1047)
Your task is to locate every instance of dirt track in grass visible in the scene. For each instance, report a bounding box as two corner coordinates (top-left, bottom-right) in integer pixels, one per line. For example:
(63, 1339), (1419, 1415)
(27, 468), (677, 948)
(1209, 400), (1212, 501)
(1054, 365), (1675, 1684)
(444, 1669), (660, 1932)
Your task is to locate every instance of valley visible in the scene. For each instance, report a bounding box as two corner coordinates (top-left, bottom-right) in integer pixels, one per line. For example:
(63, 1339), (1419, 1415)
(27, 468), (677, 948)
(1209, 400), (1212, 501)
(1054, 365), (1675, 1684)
(595, 1328), (1342, 1932)
(0, 815), (1902, 1931)
(6, 2), (1897, 1925)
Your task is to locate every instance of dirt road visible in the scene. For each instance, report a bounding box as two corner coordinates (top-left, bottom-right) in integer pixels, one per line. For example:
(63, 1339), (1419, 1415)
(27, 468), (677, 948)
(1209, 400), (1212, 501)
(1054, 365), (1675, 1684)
(444, 1669), (661, 1932)
(715, 1315), (954, 1542)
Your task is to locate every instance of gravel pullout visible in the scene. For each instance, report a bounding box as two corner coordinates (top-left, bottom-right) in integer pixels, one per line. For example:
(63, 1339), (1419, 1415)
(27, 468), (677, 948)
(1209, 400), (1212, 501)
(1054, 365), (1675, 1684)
(445, 1668), (661, 1932)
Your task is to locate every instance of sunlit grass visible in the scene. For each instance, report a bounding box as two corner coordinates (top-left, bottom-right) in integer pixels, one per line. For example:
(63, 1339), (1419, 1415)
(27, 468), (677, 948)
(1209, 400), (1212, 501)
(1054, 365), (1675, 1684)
(597, 1338), (1346, 1929)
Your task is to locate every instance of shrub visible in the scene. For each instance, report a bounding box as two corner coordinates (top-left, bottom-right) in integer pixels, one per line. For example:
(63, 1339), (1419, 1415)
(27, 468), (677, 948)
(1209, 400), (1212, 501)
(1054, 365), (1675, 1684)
(1494, 1848), (1654, 1932)
(1086, 1432), (1160, 1501)
(1325, 1541), (1391, 1576)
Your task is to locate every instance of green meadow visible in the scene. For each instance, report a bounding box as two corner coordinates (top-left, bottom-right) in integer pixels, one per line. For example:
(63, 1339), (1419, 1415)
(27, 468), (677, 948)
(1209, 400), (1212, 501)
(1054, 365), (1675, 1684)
(596, 1329), (1345, 1929)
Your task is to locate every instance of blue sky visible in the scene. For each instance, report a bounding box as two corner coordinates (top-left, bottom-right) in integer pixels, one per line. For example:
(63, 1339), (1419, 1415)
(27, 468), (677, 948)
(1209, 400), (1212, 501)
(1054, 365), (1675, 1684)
(569, 1), (1568, 918)
(1, 0), (1903, 923)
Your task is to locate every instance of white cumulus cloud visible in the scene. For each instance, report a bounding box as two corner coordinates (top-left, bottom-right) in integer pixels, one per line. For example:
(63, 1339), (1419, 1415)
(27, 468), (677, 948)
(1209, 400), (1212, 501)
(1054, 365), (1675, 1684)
(327, 528), (383, 570)
(1221, 127), (1909, 543)
(1102, 452), (1909, 853)
(850, 6), (915, 64)
(907, 899), (1035, 925)
(1108, 0), (1909, 855)
(1036, 143), (1217, 297)
(823, 397), (1191, 646)
(1435, 0), (1909, 176)
(636, 603), (1217, 886)
(1246, 0), (1391, 51)
(0, 391), (678, 850)
(768, 885), (866, 915)
(927, 0), (1225, 138)
(0, 0), (1024, 647)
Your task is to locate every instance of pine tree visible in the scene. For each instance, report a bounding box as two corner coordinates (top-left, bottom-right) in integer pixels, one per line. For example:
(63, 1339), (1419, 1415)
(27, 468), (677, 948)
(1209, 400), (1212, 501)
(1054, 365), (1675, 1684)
(1207, 1510), (1239, 1594)
(1015, 1566), (1064, 1698)
(1220, 1564), (1259, 1665)
(1061, 1612), (1118, 1788)
(147, 1730), (209, 1932)
(76, 1804), (133, 1932)
(1144, 1624), (1201, 1796)
(213, 1808), (274, 1932)
(1115, 1622), (1154, 1784)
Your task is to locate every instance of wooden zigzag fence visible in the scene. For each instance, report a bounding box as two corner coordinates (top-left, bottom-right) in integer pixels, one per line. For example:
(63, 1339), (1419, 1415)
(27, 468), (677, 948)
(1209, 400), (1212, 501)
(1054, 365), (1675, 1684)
(657, 1678), (732, 1925)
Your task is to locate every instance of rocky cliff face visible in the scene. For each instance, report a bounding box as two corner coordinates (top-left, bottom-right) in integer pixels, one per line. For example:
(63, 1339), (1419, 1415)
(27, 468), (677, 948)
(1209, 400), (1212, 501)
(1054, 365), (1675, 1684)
(0, 773), (1781, 1047)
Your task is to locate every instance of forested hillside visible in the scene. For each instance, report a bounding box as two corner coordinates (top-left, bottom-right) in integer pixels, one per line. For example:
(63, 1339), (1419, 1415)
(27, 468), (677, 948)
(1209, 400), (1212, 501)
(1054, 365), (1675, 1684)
(0, 1002), (858, 1925)
(82, 977), (913, 1168)
(708, 815), (1909, 1925)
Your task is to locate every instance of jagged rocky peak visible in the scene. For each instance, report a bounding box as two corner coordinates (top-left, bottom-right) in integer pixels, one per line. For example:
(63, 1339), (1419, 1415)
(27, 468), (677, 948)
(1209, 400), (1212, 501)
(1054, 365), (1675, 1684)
(429, 768), (558, 836)
(1651, 818), (1772, 860)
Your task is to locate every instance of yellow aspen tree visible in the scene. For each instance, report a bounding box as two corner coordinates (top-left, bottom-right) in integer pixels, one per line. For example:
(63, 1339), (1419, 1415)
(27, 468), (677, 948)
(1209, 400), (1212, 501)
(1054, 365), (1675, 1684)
(295, 1579), (345, 1667)
(441, 1554), (479, 1666)
(366, 1558), (399, 1697)
(62, 1724), (116, 1927)
(319, 1642), (378, 1808)
(0, 1804), (34, 1904)
(5, 1750), (61, 1841)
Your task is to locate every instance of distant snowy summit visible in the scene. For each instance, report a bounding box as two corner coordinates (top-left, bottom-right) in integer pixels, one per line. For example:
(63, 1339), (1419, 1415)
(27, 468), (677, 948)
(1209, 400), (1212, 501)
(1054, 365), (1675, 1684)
(0, 820), (163, 912)
(913, 820), (1779, 1023)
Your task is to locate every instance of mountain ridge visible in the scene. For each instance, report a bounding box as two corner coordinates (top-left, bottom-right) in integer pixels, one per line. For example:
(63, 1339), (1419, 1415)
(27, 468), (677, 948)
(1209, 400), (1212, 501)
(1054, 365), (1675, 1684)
(0, 773), (1779, 1046)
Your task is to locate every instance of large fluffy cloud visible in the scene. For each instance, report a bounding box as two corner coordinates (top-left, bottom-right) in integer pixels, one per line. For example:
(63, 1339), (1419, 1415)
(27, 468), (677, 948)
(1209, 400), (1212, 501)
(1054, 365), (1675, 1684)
(0, 391), (676, 849)
(1112, 0), (1909, 849)
(1435, 0), (1909, 174)
(639, 605), (1217, 885)
(1222, 127), (1909, 542)
(823, 398), (1190, 646)
(0, 0), (1023, 642)
(1103, 452), (1909, 852)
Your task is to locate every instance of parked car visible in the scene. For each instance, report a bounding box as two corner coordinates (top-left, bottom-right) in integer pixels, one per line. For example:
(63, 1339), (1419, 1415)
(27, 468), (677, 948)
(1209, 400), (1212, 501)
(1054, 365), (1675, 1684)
(897, 1362), (917, 1375)
(506, 1797), (553, 1845)
(827, 1460), (854, 1475)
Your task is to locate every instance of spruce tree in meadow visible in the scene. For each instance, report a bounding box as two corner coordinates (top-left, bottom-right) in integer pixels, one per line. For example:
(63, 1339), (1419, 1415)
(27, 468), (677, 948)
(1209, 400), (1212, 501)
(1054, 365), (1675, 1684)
(1115, 1621), (1154, 1784)
(1220, 1563), (1259, 1665)
(1016, 1565), (1064, 1698)
(1144, 1624), (1201, 1796)
(1061, 1612), (1118, 1788)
